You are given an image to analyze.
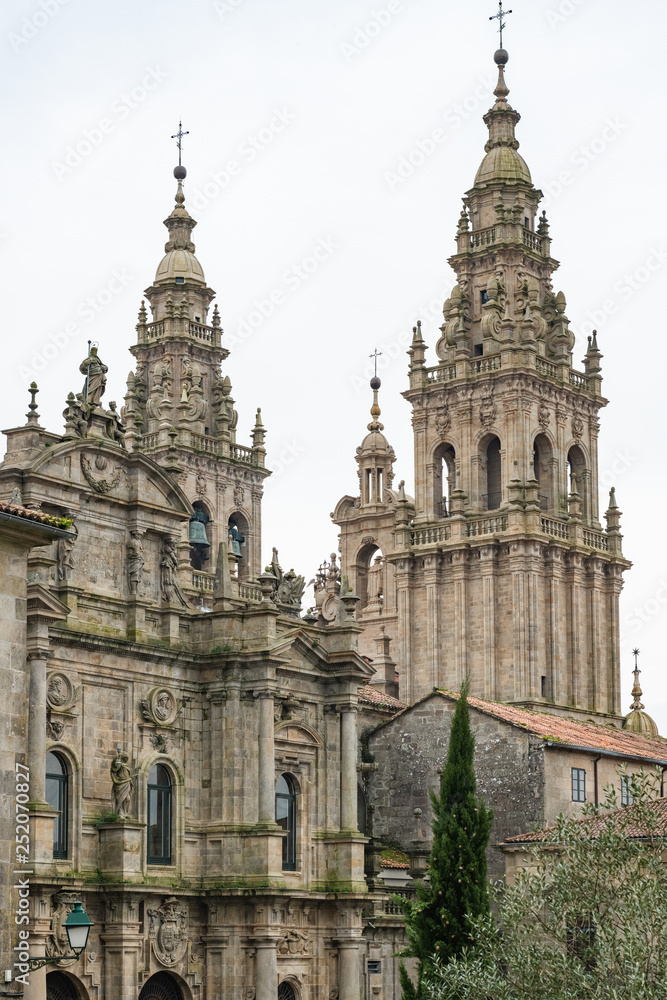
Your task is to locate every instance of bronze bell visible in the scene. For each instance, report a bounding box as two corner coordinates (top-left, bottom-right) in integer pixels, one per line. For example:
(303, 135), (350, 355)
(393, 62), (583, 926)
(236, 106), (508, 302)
(188, 519), (210, 547)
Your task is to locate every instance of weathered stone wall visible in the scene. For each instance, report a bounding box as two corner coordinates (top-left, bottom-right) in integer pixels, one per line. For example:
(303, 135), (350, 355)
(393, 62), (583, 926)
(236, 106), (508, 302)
(367, 694), (546, 879)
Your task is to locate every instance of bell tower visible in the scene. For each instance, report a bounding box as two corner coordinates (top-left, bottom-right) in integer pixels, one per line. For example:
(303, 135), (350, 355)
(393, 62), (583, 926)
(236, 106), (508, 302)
(121, 157), (270, 590)
(336, 48), (630, 723)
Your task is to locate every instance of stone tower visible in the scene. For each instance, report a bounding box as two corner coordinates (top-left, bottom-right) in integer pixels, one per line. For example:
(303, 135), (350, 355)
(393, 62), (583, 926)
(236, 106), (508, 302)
(335, 48), (630, 722)
(121, 165), (269, 591)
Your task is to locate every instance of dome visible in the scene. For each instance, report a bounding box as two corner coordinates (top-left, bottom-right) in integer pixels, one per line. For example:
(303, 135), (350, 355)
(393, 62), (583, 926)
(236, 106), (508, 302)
(624, 709), (659, 738)
(359, 428), (392, 455)
(474, 145), (532, 186)
(155, 248), (206, 285)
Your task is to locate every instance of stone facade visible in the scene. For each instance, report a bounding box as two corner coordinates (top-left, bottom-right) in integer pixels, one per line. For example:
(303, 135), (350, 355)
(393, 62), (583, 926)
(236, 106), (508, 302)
(334, 50), (630, 721)
(0, 172), (376, 1000)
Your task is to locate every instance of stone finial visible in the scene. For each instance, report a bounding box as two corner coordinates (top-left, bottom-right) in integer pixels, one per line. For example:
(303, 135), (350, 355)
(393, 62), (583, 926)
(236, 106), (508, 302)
(26, 382), (40, 426)
(584, 329), (603, 375)
(630, 648), (644, 711)
(408, 320), (426, 370)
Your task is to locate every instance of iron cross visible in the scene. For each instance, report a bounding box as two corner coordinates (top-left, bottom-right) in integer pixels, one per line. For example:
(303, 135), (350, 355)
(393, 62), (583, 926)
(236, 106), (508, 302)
(489, 1), (512, 48)
(369, 348), (383, 378)
(171, 120), (189, 166)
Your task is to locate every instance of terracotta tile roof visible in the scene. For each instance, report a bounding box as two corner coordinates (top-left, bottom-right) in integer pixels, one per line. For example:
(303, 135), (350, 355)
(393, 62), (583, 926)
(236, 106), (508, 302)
(380, 848), (411, 869)
(436, 690), (667, 764)
(503, 796), (667, 844)
(357, 685), (406, 711)
(0, 501), (69, 529)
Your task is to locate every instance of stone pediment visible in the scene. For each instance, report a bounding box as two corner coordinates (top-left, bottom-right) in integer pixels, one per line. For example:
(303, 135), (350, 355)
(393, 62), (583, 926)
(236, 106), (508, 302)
(29, 441), (192, 516)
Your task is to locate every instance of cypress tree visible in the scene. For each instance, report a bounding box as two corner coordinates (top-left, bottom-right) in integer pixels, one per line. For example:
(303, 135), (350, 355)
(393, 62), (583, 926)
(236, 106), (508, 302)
(399, 679), (493, 997)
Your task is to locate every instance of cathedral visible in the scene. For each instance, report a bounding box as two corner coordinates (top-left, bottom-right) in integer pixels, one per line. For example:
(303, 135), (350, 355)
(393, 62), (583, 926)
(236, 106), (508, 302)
(0, 40), (662, 1000)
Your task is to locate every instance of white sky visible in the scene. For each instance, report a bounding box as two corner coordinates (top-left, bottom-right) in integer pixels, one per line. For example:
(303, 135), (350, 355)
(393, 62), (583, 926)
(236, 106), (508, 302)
(2, 0), (667, 728)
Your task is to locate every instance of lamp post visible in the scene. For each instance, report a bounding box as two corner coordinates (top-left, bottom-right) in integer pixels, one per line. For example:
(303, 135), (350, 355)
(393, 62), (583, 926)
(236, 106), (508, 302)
(27, 901), (93, 972)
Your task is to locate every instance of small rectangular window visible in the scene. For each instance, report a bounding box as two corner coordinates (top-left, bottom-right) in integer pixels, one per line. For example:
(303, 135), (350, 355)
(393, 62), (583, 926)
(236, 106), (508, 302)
(541, 675), (546, 698)
(368, 961), (382, 974)
(621, 775), (633, 806)
(473, 343), (483, 357)
(480, 290), (489, 305)
(572, 768), (586, 802)
(175, 276), (185, 284)
(524, 217), (530, 229)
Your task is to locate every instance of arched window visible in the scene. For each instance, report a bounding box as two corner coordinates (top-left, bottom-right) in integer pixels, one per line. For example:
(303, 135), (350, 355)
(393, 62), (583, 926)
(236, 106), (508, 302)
(138, 972), (185, 1000)
(189, 501), (211, 571)
(434, 444), (455, 517)
(228, 512), (249, 580)
(278, 984), (297, 1000)
(46, 751), (68, 859)
(533, 434), (554, 511)
(147, 764), (172, 865)
(276, 774), (297, 871)
(567, 445), (588, 519)
(46, 972), (80, 1000)
(483, 436), (502, 510)
(355, 544), (385, 613)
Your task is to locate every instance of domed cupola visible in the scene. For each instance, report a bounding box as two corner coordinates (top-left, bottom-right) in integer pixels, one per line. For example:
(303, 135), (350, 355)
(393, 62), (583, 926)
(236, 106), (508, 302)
(623, 650), (659, 737)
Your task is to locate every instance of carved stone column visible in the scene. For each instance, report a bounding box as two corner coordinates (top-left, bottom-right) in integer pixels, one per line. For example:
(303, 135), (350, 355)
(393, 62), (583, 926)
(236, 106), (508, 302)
(255, 939), (277, 1000)
(338, 939), (360, 1000)
(256, 691), (275, 826)
(340, 707), (359, 833)
(27, 651), (50, 806)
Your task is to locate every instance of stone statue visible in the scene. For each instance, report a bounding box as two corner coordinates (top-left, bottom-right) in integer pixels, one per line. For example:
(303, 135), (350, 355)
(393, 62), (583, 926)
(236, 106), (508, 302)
(160, 536), (184, 604)
(79, 346), (108, 406)
(110, 752), (133, 818)
(269, 547), (306, 611)
(127, 531), (145, 595)
(106, 401), (126, 447)
(56, 532), (76, 583)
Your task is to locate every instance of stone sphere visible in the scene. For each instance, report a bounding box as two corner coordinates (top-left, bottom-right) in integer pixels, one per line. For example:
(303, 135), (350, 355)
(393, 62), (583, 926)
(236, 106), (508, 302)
(494, 48), (509, 65)
(370, 376), (381, 390)
(174, 165), (187, 180)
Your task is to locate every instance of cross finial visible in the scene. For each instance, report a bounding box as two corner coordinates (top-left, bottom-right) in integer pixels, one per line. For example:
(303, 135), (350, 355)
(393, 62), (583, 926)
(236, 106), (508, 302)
(369, 348), (383, 379)
(489, 1), (512, 48)
(171, 120), (189, 167)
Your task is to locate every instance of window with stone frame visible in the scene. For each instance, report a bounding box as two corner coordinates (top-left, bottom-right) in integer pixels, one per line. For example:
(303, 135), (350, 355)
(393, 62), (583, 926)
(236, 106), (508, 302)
(46, 751), (69, 859)
(147, 763), (172, 864)
(571, 767), (586, 803)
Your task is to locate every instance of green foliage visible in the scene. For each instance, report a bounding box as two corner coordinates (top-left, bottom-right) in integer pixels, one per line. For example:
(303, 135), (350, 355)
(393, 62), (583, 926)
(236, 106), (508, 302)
(93, 811), (121, 827)
(424, 769), (667, 1000)
(399, 679), (493, 997)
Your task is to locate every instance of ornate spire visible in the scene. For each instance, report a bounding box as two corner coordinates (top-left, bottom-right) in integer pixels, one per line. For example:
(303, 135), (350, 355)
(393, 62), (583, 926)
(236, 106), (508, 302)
(368, 376), (384, 432)
(629, 648), (644, 711)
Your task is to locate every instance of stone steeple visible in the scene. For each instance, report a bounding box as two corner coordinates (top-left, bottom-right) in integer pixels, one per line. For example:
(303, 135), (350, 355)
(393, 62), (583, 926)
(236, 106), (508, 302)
(624, 650), (659, 736)
(121, 164), (270, 590)
(335, 47), (630, 722)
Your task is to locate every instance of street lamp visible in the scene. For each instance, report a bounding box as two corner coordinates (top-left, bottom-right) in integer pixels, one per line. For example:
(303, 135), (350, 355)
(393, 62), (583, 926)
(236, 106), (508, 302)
(27, 900), (93, 972)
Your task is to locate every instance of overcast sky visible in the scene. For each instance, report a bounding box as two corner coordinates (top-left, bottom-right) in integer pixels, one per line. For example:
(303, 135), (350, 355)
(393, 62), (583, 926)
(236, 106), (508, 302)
(2, 0), (667, 728)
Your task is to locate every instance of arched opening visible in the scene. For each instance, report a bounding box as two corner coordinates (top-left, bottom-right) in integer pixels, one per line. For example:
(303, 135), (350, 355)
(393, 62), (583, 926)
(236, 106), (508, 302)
(46, 751), (68, 859)
(482, 435), (502, 510)
(533, 434), (554, 511)
(355, 544), (384, 613)
(188, 501), (211, 571)
(227, 511), (249, 581)
(357, 783), (368, 835)
(276, 773), (297, 871)
(46, 972), (82, 1000)
(278, 983), (298, 1000)
(434, 443), (456, 517)
(138, 972), (185, 1000)
(567, 445), (588, 519)
(147, 763), (172, 865)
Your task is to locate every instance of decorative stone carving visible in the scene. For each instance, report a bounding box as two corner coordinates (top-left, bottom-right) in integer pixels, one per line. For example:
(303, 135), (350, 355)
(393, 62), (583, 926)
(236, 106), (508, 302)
(149, 732), (169, 753)
(147, 897), (189, 966)
(46, 673), (79, 711)
(81, 454), (123, 494)
(195, 471), (207, 495)
(572, 413), (585, 439)
(266, 548), (306, 616)
(538, 400), (550, 433)
(46, 892), (80, 961)
(435, 405), (451, 438)
(110, 750), (134, 818)
(55, 528), (76, 583)
(141, 688), (178, 726)
(479, 395), (496, 429)
(234, 484), (245, 506)
(46, 718), (65, 741)
(126, 530), (145, 595)
(277, 930), (309, 956)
